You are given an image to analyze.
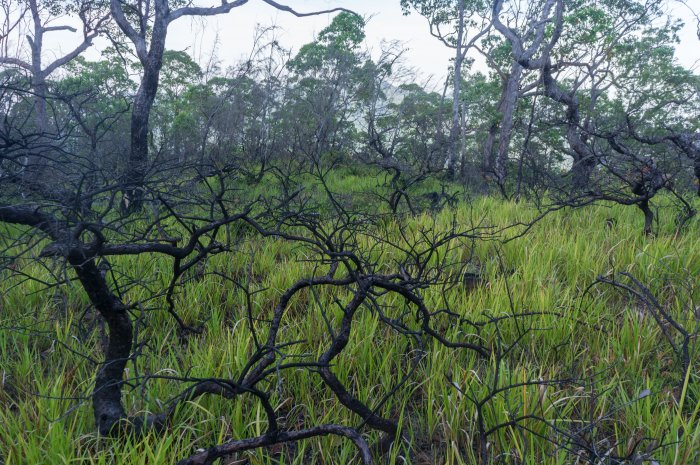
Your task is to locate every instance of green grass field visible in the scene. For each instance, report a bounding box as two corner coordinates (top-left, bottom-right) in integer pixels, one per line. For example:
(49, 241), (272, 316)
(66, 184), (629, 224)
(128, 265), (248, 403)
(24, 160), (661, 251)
(1, 196), (699, 464)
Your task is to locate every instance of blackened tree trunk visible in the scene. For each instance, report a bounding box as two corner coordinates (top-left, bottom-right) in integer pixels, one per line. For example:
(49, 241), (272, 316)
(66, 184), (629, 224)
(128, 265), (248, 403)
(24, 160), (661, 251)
(115, 0), (170, 212)
(70, 256), (133, 435)
(28, 0), (47, 135)
(0, 206), (133, 435)
(26, 0), (50, 184)
(570, 155), (597, 190)
(122, 39), (167, 212)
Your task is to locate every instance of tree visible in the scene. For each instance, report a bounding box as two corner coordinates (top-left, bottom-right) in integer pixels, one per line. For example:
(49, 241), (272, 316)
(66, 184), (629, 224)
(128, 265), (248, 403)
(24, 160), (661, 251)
(2, 1), (700, 462)
(109, 0), (356, 211)
(0, 0), (109, 181)
(401, 0), (492, 177)
(493, 0), (699, 231)
(148, 50), (204, 162)
(57, 53), (133, 179)
(488, 0), (563, 192)
(0, 70), (503, 463)
(285, 12), (370, 163)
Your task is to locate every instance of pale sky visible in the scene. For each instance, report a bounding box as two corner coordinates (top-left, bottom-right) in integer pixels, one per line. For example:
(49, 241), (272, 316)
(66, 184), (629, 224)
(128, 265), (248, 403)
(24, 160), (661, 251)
(37, 0), (700, 82)
(165, 0), (455, 84)
(162, 0), (700, 80)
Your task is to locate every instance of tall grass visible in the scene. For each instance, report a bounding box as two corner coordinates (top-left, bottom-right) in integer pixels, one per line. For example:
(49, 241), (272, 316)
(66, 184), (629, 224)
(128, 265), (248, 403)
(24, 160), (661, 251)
(1, 196), (698, 464)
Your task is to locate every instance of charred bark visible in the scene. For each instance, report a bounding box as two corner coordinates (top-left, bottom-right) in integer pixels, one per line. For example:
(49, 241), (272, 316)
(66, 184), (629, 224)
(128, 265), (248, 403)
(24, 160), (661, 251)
(69, 254), (133, 435)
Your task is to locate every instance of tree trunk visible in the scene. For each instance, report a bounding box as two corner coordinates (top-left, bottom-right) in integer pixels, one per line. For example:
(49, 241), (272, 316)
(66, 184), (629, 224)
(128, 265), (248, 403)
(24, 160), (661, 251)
(493, 62), (523, 188)
(70, 256), (132, 435)
(638, 199), (654, 235)
(23, 0), (47, 184)
(459, 99), (470, 181)
(515, 95), (537, 200)
(540, 62), (597, 190)
(483, 122), (497, 176)
(445, 0), (465, 178)
(570, 156), (596, 190)
(122, 0), (169, 212)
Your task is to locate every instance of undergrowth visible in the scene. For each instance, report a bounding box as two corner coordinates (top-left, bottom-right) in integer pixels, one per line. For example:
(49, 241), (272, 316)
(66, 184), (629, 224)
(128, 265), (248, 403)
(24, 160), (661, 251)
(1, 196), (699, 464)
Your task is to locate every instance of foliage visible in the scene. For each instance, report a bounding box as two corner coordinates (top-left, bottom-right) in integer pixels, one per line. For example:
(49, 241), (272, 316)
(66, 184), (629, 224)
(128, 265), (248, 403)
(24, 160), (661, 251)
(1, 195), (699, 464)
(2, 1), (700, 464)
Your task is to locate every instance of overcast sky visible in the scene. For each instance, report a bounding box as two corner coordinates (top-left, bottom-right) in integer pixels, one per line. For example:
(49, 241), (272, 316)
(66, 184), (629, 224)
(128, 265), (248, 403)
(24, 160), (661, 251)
(41, 0), (700, 83)
(164, 0), (455, 84)
(161, 0), (700, 81)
